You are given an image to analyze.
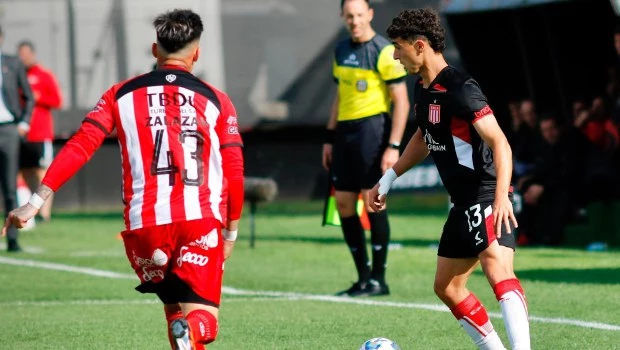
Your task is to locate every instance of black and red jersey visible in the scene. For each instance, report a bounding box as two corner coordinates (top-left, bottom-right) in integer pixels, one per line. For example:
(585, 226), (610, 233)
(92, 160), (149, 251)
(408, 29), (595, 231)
(413, 66), (499, 205)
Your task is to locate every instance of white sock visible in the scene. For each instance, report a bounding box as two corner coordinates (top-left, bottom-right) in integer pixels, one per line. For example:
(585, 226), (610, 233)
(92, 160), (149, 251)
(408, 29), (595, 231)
(451, 293), (506, 350)
(458, 320), (506, 350)
(494, 279), (531, 350)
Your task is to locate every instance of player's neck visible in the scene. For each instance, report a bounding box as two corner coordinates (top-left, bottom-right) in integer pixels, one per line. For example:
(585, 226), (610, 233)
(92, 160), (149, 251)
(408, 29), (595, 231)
(158, 59), (193, 72)
(421, 54), (448, 88)
(351, 29), (376, 44)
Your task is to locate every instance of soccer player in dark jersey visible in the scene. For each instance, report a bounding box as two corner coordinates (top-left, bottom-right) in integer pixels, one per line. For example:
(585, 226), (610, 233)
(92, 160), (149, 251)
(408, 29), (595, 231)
(3, 9), (244, 350)
(323, 0), (410, 297)
(369, 8), (530, 350)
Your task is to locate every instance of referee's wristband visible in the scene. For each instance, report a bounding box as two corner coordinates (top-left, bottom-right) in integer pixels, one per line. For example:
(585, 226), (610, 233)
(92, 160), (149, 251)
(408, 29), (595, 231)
(223, 229), (238, 242)
(28, 193), (45, 210)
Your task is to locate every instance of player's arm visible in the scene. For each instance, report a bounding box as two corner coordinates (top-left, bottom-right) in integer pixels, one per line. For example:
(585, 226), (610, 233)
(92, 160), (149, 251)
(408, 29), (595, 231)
(473, 114), (518, 236)
(17, 59), (34, 133)
(322, 91), (339, 170)
(214, 94), (244, 258)
(378, 45), (410, 171)
(387, 82), (409, 148)
(369, 127), (428, 212)
(2, 94), (115, 235)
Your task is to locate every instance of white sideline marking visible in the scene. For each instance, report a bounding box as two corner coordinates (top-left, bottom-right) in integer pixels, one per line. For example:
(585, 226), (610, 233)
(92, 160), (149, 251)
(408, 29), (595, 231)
(0, 256), (136, 279)
(1, 256), (619, 332)
(0, 244), (44, 254)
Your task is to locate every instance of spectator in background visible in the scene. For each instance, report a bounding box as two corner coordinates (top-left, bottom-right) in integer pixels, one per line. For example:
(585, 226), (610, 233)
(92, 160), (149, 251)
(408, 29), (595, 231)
(574, 96), (619, 202)
(322, 0), (409, 297)
(518, 115), (582, 245)
(17, 41), (63, 223)
(512, 99), (539, 180)
(0, 25), (34, 252)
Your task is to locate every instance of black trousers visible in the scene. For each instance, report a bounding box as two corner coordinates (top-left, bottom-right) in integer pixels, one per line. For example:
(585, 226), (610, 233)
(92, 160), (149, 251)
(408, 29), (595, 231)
(0, 123), (19, 241)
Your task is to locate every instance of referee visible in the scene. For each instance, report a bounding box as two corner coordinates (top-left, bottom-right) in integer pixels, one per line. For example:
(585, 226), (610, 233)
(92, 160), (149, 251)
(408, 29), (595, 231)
(322, 0), (409, 297)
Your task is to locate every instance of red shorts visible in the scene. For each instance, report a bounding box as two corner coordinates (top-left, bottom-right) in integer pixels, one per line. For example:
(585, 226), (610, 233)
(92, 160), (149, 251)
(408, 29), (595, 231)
(121, 218), (224, 305)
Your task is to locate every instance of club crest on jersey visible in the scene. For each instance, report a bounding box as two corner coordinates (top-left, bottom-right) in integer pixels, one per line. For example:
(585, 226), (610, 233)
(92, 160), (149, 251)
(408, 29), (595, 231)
(165, 74), (176, 83)
(429, 104), (441, 124)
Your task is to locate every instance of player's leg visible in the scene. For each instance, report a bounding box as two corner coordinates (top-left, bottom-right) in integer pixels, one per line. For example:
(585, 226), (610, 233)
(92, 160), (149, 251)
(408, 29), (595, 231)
(163, 303), (184, 348)
(168, 219), (225, 349)
(334, 190), (371, 295)
(470, 200), (529, 349)
(435, 256), (506, 350)
(437, 206), (506, 350)
(479, 244), (530, 350)
(332, 125), (371, 295)
(360, 114), (391, 295)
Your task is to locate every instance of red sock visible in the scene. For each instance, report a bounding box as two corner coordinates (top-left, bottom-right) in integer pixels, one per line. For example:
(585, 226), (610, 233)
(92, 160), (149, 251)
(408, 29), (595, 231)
(186, 309), (218, 347)
(164, 308), (183, 349)
(450, 293), (505, 349)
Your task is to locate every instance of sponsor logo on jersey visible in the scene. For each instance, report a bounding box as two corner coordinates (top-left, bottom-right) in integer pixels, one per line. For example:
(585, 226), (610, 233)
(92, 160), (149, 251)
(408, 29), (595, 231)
(423, 129), (446, 151)
(429, 104), (441, 124)
(165, 74), (177, 83)
(343, 53), (359, 66)
(227, 115), (239, 134)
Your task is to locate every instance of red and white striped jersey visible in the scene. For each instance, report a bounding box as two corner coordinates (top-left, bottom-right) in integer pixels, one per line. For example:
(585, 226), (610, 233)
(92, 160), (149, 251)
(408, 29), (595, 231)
(42, 66), (244, 230)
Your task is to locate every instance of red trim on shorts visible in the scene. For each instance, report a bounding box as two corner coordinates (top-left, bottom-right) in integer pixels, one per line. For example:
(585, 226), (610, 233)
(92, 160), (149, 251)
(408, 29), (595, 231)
(485, 206), (497, 245)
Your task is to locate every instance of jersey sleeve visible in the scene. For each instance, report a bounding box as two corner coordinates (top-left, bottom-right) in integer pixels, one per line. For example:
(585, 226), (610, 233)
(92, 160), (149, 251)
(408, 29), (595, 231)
(457, 80), (494, 124)
(214, 94), (244, 223)
(41, 89), (116, 191)
(215, 96), (243, 149)
(377, 45), (407, 84)
(332, 58), (339, 84)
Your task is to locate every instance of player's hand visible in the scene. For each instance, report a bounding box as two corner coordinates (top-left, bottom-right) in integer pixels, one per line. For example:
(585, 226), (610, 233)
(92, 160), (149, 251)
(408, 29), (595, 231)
(2, 204), (39, 236)
(322, 144), (333, 171)
(492, 196), (518, 238)
(381, 148), (399, 173)
(368, 183), (387, 212)
(223, 240), (235, 260)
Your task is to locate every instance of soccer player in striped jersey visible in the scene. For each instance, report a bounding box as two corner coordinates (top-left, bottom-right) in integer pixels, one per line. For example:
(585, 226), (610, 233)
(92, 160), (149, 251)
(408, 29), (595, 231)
(3, 9), (244, 350)
(369, 8), (531, 350)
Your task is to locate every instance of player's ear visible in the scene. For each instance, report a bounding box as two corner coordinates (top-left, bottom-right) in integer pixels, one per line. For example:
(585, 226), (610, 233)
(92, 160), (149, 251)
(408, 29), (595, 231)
(151, 43), (158, 59)
(193, 47), (200, 62)
(368, 7), (374, 20)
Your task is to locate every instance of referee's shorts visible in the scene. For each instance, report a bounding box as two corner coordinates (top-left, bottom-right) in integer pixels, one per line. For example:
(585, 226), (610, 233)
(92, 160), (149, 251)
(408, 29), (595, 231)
(331, 113), (389, 192)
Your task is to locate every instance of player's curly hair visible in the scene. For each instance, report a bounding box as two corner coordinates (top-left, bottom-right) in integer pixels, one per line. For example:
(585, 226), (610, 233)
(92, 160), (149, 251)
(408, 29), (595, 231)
(386, 8), (446, 53)
(153, 9), (203, 54)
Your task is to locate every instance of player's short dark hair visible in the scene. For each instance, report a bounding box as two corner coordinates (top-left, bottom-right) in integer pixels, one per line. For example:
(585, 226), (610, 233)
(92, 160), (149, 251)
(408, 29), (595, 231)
(387, 8), (446, 53)
(153, 9), (203, 54)
(17, 40), (35, 52)
(340, 0), (370, 10)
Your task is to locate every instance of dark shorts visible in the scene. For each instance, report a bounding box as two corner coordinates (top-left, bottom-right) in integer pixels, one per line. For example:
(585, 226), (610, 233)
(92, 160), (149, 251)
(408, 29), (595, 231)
(438, 201), (516, 259)
(19, 140), (53, 169)
(331, 114), (389, 192)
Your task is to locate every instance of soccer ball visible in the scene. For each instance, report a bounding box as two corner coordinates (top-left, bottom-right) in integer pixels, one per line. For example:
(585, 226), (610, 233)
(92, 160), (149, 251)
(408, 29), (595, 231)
(359, 337), (401, 350)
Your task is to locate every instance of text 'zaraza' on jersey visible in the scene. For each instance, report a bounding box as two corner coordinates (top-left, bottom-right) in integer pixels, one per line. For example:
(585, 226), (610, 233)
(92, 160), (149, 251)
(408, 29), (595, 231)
(147, 92), (195, 107)
(146, 115), (209, 127)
